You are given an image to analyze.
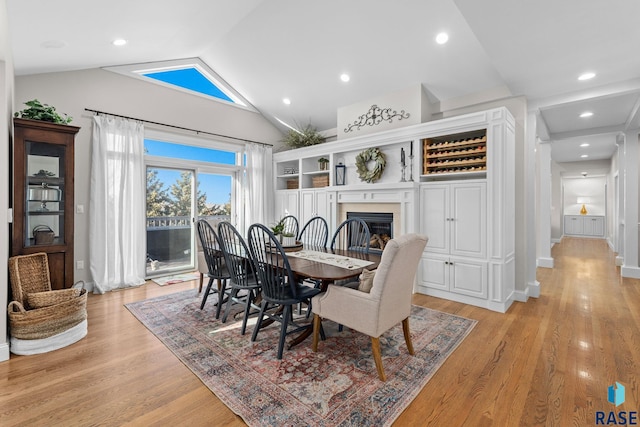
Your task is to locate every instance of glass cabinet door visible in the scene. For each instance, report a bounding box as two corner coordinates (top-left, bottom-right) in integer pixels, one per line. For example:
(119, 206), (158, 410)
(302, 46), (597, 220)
(25, 141), (66, 248)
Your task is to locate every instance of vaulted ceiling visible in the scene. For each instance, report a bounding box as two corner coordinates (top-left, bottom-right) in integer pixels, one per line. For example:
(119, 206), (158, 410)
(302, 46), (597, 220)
(7, 0), (640, 162)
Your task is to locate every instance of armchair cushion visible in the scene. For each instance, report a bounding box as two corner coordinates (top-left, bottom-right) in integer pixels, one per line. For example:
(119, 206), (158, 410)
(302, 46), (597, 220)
(357, 268), (376, 293)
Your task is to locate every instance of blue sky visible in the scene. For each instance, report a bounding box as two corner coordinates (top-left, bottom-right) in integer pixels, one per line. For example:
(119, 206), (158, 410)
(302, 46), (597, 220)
(145, 139), (234, 206)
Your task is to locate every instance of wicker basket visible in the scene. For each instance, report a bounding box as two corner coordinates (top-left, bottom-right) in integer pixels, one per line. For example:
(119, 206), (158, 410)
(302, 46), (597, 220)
(8, 290), (87, 339)
(7, 253), (88, 340)
(33, 225), (55, 245)
(287, 179), (299, 189)
(312, 175), (329, 188)
(27, 288), (82, 309)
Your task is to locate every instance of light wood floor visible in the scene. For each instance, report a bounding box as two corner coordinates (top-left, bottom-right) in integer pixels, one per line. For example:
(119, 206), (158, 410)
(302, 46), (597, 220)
(1, 237), (639, 426)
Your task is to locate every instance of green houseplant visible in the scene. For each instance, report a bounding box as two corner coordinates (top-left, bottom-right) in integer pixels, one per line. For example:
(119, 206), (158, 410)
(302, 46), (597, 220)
(282, 124), (325, 149)
(15, 99), (73, 124)
(318, 157), (329, 171)
(270, 217), (296, 245)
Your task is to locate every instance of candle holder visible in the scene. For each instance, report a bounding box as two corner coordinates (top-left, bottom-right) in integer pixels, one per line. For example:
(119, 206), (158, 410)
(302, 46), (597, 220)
(400, 161), (407, 182)
(408, 154), (414, 182)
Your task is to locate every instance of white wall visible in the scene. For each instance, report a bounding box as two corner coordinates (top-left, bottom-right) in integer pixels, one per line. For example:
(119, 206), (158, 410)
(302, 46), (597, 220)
(15, 68), (284, 284)
(1, 0), (14, 361)
(562, 176), (606, 216)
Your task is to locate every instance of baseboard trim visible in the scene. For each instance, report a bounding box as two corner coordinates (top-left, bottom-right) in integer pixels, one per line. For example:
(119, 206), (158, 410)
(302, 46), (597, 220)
(537, 257), (554, 268)
(621, 266), (640, 279)
(615, 256), (624, 266)
(0, 341), (10, 361)
(512, 280), (540, 302)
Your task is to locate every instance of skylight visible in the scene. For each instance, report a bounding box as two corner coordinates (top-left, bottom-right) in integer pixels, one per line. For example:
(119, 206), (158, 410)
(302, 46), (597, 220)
(103, 58), (254, 111)
(143, 67), (234, 103)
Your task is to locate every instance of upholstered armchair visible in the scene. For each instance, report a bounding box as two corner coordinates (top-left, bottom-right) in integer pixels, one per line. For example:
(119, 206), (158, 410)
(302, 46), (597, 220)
(311, 233), (428, 381)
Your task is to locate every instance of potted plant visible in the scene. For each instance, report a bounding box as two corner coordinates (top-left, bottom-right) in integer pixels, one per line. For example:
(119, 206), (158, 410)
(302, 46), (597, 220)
(318, 157), (329, 171)
(270, 218), (296, 246)
(14, 99), (73, 124)
(282, 124), (325, 149)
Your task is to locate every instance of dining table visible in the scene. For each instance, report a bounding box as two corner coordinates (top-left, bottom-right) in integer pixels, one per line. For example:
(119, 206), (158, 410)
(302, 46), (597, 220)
(280, 245), (382, 348)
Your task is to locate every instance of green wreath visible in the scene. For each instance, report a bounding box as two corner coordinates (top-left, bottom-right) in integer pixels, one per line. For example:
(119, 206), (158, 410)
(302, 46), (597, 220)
(356, 147), (386, 183)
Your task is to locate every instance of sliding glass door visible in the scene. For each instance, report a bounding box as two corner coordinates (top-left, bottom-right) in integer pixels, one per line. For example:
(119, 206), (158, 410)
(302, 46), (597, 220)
(146, 166), (195, 276)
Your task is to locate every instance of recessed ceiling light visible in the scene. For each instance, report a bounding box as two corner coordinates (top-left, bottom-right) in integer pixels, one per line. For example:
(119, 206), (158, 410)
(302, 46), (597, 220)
(340, 73), (350, 82)
(282, 98), (291, 105)
(578, 72), (596, 81)
(580, 111), (593, 118)
(581, 154), (589, 158)
(580, 143), (590, 147)
(112, 39), (127, 46)
(435, 32), (449, 44)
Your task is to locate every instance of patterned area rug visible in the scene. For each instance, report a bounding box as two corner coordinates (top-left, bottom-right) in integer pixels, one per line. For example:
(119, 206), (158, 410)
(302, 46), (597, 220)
(125, 290), (476, 426)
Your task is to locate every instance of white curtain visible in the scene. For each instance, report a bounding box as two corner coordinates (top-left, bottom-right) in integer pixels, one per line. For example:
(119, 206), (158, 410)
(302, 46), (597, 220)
(89, 115), (146, 293)
(242, 143), (273, 234)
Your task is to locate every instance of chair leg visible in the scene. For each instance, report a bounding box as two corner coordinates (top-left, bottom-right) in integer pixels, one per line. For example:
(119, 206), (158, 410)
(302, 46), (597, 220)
(222, 288), (238, 323)
(402, 317), (415, 355)
(251, 301), (268, 342)
(371, 337), (386, 382)
(198, 273), (204, 293)
(215, 279), (227, 319)
(312, 314), (321, 352)
(276, 305), (291, 359)
(240, 290), (254, 335)
(200, 277), (214, 310)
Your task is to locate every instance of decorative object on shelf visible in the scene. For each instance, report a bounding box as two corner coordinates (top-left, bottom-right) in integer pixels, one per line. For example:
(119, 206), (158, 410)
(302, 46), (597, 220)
(28, 182), (62, 211)
(317, 157), (329, 171)
(33, 169), (56, 178)
(400, 147), (407, 182)
(312, 175), (329, 188)
(14, 99), (73, 124)
(356, 147), (386, 183)
(283, 167), (297, 175)
(335, 162), (346, 186)
(33, 225), (55, 245)
(282, 124), (326, 149)
(409, 141), (415, 182)
(422, 133), (487, 176)
(344, 104), (410, 133)
(577, 197), (589, 215)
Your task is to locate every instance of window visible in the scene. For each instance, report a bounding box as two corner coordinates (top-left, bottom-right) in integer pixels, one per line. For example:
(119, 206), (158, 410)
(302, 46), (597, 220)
(103, 58), (255, 111)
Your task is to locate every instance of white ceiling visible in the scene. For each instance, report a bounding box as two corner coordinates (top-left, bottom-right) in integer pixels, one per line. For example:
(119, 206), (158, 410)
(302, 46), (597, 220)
(6, 0), (640, 163)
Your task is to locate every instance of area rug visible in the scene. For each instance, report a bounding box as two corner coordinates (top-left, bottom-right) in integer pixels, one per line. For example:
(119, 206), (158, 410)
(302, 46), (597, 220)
(150, 271), (200, 286)
(125, 290), (476, 426)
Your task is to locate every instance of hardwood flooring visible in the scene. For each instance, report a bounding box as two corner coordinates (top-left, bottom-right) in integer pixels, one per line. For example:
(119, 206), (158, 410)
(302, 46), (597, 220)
(1, 237), (638, 426)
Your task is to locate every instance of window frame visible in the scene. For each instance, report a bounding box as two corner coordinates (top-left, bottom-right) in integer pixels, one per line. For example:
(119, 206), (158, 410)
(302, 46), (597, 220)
(103, 58), (257, 112)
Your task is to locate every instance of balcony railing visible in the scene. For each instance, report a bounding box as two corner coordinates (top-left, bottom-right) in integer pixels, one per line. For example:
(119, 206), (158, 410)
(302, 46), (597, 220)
(146, 215), (230, 230)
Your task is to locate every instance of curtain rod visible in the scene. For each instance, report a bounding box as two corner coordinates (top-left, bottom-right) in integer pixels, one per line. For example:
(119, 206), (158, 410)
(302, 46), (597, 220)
(84, 108), (273, 147)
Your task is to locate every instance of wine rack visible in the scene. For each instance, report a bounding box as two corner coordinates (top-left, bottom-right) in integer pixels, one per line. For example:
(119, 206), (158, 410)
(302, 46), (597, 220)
(422, 130), (487, 176)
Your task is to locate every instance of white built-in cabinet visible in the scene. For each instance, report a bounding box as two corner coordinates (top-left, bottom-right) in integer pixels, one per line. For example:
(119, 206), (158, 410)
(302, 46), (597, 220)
(564, 215), (604, 237)
(420, 182), (488, 298)
(272, 107), (515, 312)
(300, 189), (328, 227)
(274, 190), (299, 220)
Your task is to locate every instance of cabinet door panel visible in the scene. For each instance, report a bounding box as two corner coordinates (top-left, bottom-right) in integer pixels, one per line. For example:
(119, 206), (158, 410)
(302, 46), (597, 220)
(300, 190), (316, 226)
(450, 259), (487, 298)
(451, 183), (486, 258)
(421, 185), (449, 254)
(420, 257), (448, 290)
(564, 215), (583, 235)
(275, 191), (299, 219)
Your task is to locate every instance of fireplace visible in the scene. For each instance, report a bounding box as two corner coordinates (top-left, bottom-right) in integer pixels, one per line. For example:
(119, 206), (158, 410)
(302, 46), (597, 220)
(347, 211), (393, 252)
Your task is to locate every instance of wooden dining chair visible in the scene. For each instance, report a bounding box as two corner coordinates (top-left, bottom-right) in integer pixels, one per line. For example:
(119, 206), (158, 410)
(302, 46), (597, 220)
(216, 221), (262, 335)
(330, 217), (371, 253)
(298, 216), (328, 248)
(281, 214), (299, 239)
(247, 223), (322, 359)
(312, 233), (428, 381)
(196, 219), (231, 317)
